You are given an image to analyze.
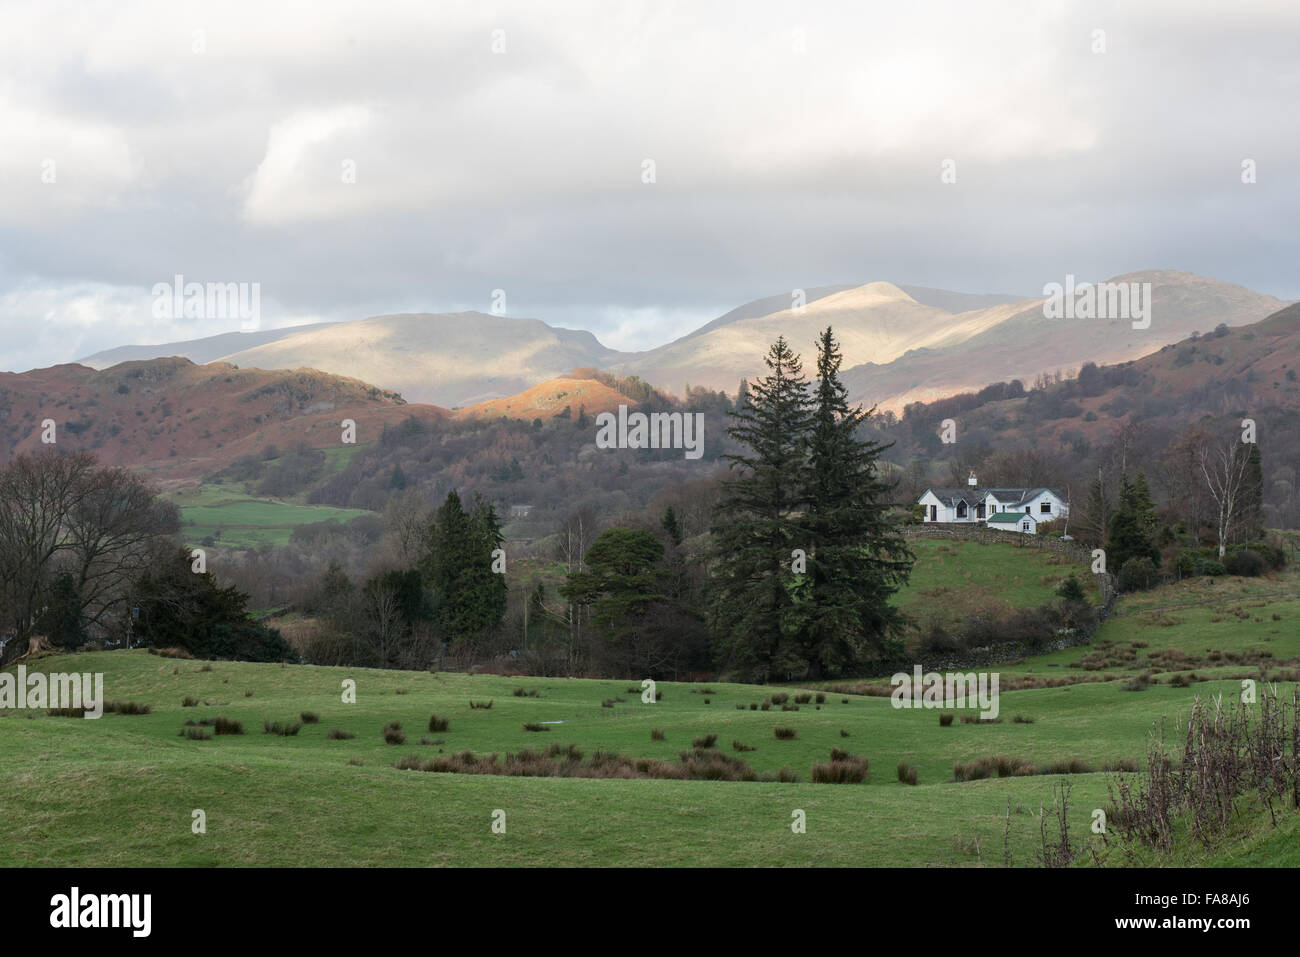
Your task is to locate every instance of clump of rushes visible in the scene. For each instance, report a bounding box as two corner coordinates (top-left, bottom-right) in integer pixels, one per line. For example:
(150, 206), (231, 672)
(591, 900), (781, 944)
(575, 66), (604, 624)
(326, 728), (355, 740)
(383, 722), (405, 745)
(897, 761), (919, 785)
(773, 726), (797, 740)
(732, 740), (756, 752)
(428, 714), (449, 732)
(181, 727), (212, 741)
(182, 696), (199, 707)
(469, 700), (493, 709)
(692, 733), (718, 749)
(811, 752), (870, 784)
(263, 719), (302, 736)
(300, 711), (320, 724)
(513, 687), (539, 697)
(103, 701), (150, 715)
(939, 713), (954, 727)
(771, 692), (789, 705)
(650, 728), (665, 741)
(213, 716), (244, 735)
(522, 722), (549, 732)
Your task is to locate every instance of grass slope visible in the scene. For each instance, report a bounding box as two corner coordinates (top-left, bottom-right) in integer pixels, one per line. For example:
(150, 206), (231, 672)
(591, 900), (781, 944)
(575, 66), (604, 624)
(3, 564), (1297, 868)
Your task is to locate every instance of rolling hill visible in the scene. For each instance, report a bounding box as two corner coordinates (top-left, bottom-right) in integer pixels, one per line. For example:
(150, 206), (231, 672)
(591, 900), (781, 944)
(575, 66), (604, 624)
(206, 313), (625, 408)
(842, 270), (1289, 412)
(0, 357), (447, 482)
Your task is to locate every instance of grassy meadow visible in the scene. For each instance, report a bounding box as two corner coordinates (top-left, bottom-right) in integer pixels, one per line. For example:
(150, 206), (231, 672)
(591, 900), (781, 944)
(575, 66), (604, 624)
(3, 547), (1299, 868)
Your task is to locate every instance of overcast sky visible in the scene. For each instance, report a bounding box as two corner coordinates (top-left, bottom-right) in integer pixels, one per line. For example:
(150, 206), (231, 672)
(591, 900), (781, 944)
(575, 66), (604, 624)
(1, 0), (1297, 372)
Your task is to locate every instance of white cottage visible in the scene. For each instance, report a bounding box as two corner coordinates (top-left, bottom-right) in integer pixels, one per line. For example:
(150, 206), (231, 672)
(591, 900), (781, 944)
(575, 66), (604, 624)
(917, 472), (1067, 535)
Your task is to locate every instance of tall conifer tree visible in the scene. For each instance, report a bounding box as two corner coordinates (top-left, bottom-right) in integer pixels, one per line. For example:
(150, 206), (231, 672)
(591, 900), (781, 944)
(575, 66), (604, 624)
(709, 337), (812, 679)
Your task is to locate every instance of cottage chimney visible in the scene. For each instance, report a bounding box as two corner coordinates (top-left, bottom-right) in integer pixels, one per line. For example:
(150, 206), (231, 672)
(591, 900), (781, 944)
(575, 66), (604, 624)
(967, 470), (977, 487)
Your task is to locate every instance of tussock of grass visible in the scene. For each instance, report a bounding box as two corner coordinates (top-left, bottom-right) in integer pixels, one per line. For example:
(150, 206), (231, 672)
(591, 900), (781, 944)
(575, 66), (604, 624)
(773, 726), (797, 740)
(396, 742), (795, 782)
(812, 750), (870, 784)
(326, 728), (355, 740)
(213, 716), (244, 735)
(263, 719), (303, 736)
(103, 701), (150, 715)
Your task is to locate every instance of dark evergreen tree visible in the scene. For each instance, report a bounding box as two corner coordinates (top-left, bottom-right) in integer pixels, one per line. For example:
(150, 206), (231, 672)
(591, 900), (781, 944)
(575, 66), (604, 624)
(709, 337), (813, 680)
(40, 573), (87, 650)
(131, 548), (290, 661)
(423, 491), (508, 648)
(1107, 473), (1161, 572)
(791, 327), (913, 676)
(661, 505), (683, 547)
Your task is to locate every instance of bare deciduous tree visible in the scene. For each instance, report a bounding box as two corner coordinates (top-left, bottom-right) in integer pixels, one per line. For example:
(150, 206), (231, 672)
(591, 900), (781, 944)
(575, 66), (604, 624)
(1198, 438), (1254, 558)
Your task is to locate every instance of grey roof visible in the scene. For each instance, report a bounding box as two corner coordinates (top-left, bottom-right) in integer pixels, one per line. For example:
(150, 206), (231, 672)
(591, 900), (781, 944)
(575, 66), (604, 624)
(922, 486), (1067, 507)
(923, 487), (986, 507)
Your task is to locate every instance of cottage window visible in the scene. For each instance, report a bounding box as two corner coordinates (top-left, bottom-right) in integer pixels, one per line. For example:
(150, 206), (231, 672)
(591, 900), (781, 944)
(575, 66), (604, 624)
(1040, 502), (1051, 513)
(957, 502), (967, 518)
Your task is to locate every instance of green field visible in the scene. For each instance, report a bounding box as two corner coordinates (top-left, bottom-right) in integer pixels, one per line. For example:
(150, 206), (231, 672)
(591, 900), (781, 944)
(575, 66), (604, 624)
(3, 555), (1298, 868)
(167, 484), (372, 548)
(892, 539), (1101, 630)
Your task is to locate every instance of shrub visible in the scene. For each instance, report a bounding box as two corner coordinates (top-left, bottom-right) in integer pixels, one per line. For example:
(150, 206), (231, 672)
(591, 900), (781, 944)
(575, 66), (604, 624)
(326, 728), (355, 740)
(1224, 549), (1266, 577)
(897, 761), (919, 785)
(428, 714), (450, 733)
(1056, 574), (1086, 601)
(263, 719), (302, 736)
(1118, 556), (1159, 593)
(692, 733), (718, 749)
(300, 711), (320, 724)
(213, 716), (244, 735)
(773, 726), (797, 740)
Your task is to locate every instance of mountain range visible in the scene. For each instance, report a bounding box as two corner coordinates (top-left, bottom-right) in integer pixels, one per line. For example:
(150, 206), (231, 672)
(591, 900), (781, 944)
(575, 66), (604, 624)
(72, 270), (1291, 415)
